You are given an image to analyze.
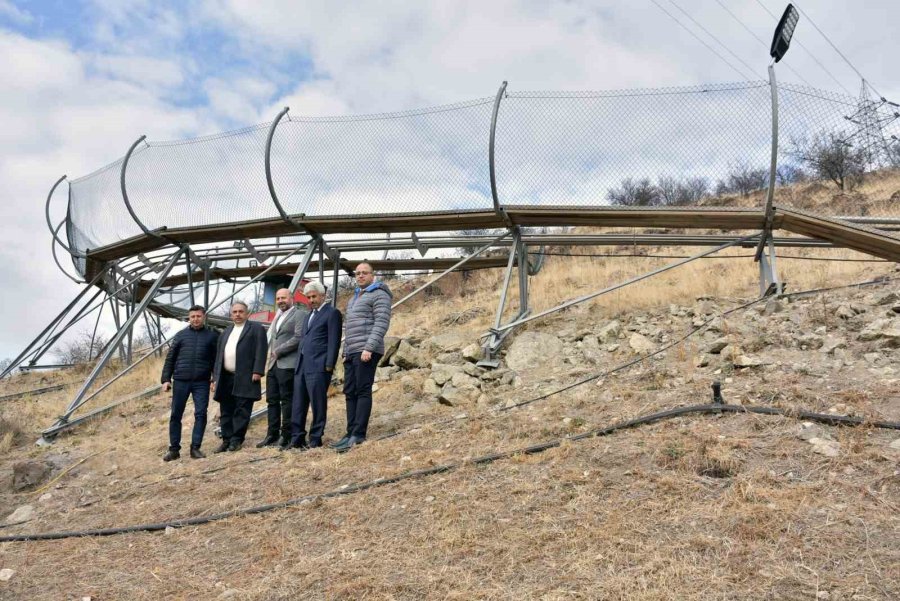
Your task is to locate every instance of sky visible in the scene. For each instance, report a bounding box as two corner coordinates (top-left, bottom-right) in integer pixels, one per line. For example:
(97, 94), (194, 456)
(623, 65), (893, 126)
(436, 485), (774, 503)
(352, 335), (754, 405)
(1, 0), (899, 362)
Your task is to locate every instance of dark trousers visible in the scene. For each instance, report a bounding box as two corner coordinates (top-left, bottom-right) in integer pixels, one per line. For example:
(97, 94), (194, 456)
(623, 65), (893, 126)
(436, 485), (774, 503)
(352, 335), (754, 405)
(342, 352), (382, 439)
(292, 370), (330, 444)
(265, 367), (295, 440)
(169, 379), (210, 450)
(217, 372), (255, 444)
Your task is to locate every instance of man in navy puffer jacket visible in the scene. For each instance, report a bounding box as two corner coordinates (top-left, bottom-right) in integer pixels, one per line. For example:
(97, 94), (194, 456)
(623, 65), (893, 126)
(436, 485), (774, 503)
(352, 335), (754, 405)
(333, 262), (392, 452)
(160, 305), (219, 461)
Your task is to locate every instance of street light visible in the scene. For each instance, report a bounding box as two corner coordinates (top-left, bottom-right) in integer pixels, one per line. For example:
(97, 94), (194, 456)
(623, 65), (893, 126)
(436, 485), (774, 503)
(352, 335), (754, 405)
(770, 4), (800, 63)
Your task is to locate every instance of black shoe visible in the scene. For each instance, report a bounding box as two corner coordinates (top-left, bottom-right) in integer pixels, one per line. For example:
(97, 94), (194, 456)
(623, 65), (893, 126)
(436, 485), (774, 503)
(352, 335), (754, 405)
(334, 435), (365, 453)
(227, 441), (243, 452)
(329, 435), (351, 449)
(309, 439), (322, 449)
(189, 447), (205, 459)
(256, 434), (279, 448)
(213, 441), (230, 454)
(163, 449), (180, 462)
(290, 439), (309, 451)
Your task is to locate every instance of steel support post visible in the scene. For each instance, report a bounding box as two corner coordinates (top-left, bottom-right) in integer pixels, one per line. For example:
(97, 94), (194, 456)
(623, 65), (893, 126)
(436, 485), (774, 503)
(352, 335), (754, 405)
(489, 80), (513, 227)
(318, 242), (325, 282)
(331, 250), (341, 306)
(50, 247), (186, 430)
(289, 238), (319, 294)
(0, 271), (105, 378)
(517, 235), (529, 316)
(480, 229), (521, 367)
(203, 265), (211, 310)
(754, 64), (782, 296)
(185, 249), (195, 307)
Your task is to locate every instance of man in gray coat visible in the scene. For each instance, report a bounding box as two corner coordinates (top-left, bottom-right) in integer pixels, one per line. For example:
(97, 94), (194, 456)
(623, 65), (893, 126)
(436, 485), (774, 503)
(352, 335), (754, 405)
(257, 288), (309, 448)
(333, 262), (392, 452)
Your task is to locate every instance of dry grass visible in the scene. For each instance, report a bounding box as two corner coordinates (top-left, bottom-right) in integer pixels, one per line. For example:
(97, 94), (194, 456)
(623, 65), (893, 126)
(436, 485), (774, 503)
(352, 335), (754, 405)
(1, 182), (899, 599)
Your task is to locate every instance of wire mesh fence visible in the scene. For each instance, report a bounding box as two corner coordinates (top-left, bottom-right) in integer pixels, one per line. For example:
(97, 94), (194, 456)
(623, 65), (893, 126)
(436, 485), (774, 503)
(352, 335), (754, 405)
(64, 80), (900, 268)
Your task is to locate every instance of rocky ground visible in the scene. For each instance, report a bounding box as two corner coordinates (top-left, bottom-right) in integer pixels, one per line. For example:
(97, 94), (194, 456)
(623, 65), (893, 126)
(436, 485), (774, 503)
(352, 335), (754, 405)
(0, 264), (899, 599)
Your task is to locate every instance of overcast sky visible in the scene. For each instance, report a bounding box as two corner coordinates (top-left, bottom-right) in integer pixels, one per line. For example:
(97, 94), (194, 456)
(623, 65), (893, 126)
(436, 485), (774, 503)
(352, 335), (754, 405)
(1, 0), (898, 361)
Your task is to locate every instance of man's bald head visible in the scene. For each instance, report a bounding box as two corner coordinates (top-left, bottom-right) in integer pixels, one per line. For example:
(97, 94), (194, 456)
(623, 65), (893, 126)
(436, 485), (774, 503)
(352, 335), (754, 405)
(275, 288), (293, 312)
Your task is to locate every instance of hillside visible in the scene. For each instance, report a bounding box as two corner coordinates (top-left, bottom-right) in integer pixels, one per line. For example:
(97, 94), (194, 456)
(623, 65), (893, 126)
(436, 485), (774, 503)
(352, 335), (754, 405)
(2, 183), (900, 598)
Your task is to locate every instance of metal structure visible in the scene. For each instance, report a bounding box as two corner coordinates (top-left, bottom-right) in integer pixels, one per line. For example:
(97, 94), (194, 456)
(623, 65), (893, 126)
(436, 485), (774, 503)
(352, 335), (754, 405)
(10, 13), (900, 437)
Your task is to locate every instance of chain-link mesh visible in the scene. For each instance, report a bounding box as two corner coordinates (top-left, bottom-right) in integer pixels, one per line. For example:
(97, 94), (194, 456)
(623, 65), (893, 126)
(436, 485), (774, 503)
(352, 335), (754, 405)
(64, 80), (900, 271)
(496, 82), (773, 208)
(270, 98), (495, 217)
(126, 124), (275, 231)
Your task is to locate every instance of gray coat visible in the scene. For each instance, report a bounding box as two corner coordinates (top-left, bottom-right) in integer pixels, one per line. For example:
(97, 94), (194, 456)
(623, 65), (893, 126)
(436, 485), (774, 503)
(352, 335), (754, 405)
(343, 282), (392, 357)
(268, 305), (309, 370)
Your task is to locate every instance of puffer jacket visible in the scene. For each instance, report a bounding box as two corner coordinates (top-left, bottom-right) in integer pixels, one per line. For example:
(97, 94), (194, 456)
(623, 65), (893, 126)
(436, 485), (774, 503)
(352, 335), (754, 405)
(161, 325), (219, 383)
(343, 281), (392, 357)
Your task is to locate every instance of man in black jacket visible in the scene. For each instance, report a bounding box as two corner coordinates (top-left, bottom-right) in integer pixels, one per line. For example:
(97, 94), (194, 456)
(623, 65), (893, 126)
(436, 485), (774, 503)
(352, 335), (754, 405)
(212, 301), (268, 452)
(161, 305), (219, 461)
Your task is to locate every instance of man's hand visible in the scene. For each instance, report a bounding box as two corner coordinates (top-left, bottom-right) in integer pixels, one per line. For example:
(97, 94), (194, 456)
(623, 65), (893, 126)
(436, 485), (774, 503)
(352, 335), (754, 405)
(210, 381), (216, 392)
(252, 373), (262, 382)
(361, 350), (372, 362)
(162, 382), (171, 392)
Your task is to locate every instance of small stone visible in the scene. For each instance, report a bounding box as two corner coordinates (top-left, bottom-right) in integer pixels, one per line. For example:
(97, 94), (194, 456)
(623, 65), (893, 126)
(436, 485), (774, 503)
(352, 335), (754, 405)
(0, 569), (14, 582)
(820, 337), (847, 355)
(38, 493), (52, 502)
(461, 343), (482, 363)
(562, 417), (573, 425)
(597, 320), (622, 342)
(694, 355), (710, 368)
(628, 333), (655, 354)
(816, 591), (830, 600)
(835, 304), (856, 319)
(164, 526), (176, 535)
(763, 299), (784, 314)
(400, 455), (412, 462)
(12, 460), (52, 491)
(809, 438), (841, 457)
(371, 383), (380, 392)
(606, 344), (620, 353)
(706, 338), (729, 354)
(5, 504), (34, 523)
(733, 355), (765, 368)
(422, 378), (441, 397)
(425, 495), (435, 503)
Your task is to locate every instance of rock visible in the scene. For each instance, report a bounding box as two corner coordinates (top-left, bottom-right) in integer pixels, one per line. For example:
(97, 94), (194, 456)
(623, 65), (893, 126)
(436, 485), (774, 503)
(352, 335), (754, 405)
(375, 366), (400, 382)
(392, 340), (427, 369)
(421, 332), (469, 355)
(797, 422), (823, 441)
(378, 336), (402, 367)
(794, 333), (824, 350)
(733, 355), (765, 368)
(694, 355), (710, 368)
(440, 383), (472, 405)
(38, 493), (52, 502)
(809, 437), (841, 457)
(476, 393), (491, 405)
(219, 589), (241, 599)
(450, 372), (480, 390)
(628, 333), (655, 355)
(506, 332), (564, 371)
(707, 316), (728, 333)
(606, 344), (620, 353)
(430, 363), (464, 386)
(500, 371), (520, 387)
(835, 304), (856, 320)
(12, 460), (52, 491)
(864, 352), (881, 364)
(764, 299), (784, 314)
(5, 504), (34, 523)
(461, 343), (482, 363)
(480, 368), (508, 381)
(820, 336), (847, 355)
(720, 345), (743, 362)
(422, 379), (441, 396)
(0, 569), (14, 582)
(858, 318), (900, 343)
(164, 525), (176, 535)
(596, 320), (622, 342)
(462, 362), (482, 377)
(706, 338), (729, 354)
(434, 351), (464, 365)
(873, 291), (898, 305)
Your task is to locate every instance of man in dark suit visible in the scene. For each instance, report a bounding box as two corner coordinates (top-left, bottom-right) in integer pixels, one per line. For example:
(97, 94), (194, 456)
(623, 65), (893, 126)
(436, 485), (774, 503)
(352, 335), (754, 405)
(288, 281), (342, 450)
(212, 301), (268, 452)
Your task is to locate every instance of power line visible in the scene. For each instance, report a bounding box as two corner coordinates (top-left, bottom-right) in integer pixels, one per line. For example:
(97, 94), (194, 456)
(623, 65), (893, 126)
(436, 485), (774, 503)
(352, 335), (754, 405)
(667, 0), (765, 79)
(648, 0), (758, 81)
(793, 3), (886, 100)
(713, 0), (815, 87)
(752, 0), (854, 95)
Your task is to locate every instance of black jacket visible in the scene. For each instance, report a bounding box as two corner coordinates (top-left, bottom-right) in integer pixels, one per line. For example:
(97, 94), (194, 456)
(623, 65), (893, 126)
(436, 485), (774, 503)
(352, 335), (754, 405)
(161, 326), (219, 383)
(213, 320), (268, 401)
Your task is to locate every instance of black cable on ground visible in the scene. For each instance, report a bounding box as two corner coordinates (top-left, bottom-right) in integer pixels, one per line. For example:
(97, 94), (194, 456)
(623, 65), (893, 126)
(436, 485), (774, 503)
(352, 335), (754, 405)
(2, 400), (897, 543)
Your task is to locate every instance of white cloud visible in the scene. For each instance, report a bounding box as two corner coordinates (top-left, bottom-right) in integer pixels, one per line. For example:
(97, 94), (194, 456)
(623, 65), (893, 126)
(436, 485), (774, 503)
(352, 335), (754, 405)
(0, 0), (32, 25)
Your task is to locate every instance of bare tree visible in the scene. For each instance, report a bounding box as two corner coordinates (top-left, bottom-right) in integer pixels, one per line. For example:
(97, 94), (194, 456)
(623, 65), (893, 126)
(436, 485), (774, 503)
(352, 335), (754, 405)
(788, 132), (868, 191)
(715, 163), (768, 197)
(775, 163), (807, 185)
(53, 330), (109, 365)
(657, 176), (709, 205)
(607, 178), (661, 206)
